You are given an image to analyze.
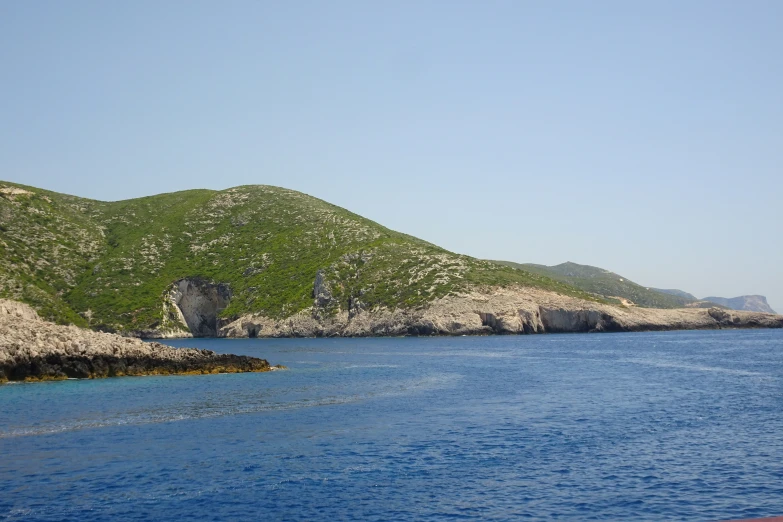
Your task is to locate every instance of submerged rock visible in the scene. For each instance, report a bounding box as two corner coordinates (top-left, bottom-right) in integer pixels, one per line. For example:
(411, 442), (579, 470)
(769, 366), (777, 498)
(0, 300), (277, 383)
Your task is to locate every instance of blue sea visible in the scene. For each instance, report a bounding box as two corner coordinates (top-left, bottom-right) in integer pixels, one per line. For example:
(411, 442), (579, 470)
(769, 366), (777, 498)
(2, 330), (783, 521)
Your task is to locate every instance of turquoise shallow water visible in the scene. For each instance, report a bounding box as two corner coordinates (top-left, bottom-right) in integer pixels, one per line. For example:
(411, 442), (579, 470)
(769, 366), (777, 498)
(1, 330), (783, 521)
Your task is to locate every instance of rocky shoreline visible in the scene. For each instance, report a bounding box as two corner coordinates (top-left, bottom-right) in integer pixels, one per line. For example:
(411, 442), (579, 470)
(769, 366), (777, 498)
(4, 284), (781, 377)
(213, 286), (783, 339)
(0, 300), (277, 383)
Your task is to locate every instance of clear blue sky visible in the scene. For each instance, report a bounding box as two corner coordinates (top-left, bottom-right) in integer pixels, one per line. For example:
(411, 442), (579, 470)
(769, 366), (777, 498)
(2, 1), (781, 312)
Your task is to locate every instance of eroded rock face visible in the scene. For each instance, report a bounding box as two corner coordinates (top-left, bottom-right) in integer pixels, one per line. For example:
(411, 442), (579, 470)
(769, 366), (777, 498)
(170, 279), (231, 337)
(539, 307), (604, 333)
(313, 269), (333, 308)
(216, 286), (783, 338)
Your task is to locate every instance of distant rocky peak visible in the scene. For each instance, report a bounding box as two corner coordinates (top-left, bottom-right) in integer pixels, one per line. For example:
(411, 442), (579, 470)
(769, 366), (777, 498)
(701, 295), (776, 314)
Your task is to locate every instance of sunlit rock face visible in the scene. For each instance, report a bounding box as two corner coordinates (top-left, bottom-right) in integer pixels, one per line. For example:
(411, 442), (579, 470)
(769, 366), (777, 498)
(171, 279), (231, 337)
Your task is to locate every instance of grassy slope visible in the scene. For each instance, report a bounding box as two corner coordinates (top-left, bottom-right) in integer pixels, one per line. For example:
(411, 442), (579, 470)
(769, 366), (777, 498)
(494, 261), (691, 309)
(1, 181), (598, 331)
(0, 182), (108, 325)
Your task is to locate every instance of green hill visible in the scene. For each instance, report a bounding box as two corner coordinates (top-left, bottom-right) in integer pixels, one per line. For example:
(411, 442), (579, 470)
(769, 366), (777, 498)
(493, 261), (692, 309)
(652, 288), (698, 301)
(0, 181), (597, 333)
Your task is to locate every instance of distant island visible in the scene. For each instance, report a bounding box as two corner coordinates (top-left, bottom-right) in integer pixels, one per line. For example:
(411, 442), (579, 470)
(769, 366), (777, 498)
(1, 181), (781, 340)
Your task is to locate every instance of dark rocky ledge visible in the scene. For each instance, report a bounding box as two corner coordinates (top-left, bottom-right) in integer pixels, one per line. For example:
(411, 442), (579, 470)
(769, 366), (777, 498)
(0, 300), (279, 383)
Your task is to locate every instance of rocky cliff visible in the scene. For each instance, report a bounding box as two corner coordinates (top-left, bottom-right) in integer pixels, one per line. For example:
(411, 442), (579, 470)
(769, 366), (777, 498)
(701, 295), (776, 314)
(0, 299), (276, 382)
(217, 285), (783, 338)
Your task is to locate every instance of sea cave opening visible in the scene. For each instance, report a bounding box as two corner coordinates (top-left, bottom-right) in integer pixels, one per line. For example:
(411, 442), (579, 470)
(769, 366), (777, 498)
(172, 278), (231, 337)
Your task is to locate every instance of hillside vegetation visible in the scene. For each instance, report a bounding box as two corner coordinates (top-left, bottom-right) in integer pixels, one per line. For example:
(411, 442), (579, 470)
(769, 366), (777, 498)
(653, 288), (698, 301)
(0, 181), (597, 333)
(494, 261), (695, 309)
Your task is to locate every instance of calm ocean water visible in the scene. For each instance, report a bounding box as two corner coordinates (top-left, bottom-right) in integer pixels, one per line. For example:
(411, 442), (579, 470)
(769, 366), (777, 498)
(2, 330), (783, 521)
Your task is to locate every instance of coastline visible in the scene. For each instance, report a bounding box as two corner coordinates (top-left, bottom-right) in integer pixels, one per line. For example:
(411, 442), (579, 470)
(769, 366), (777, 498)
(0, 300), (278, 383)
(3, 290), (781, 382)
(134, 287), (783, 339)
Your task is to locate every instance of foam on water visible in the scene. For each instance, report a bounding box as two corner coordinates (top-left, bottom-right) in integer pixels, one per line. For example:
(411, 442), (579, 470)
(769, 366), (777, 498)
(619, 357), (768, 377)
(0, 372), (461, 439)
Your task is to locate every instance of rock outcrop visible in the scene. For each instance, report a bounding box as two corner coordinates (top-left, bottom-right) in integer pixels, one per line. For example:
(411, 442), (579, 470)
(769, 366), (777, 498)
(216, 286), (783, 338)
(313, 270), (333, 308)
(169, 278), (232, 337)
(0, 299), (41, 322)
(0, 299), (276, 383)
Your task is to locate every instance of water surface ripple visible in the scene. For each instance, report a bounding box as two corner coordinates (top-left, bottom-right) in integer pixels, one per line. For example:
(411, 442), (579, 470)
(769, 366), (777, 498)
(1, 330), (782, 521)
